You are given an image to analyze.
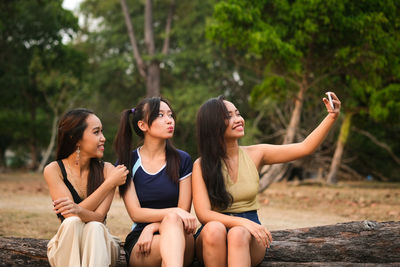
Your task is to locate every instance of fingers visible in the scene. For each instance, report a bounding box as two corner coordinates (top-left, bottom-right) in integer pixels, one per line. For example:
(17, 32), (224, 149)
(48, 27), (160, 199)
(247, 223), (273, 248)
(52, 197), (80, 215)
(180, 213), (197, 234)
(136, 240), (152, 256)
(109, 164), (129, 186)
(53, 197), (72, 213)
(324, 92), (341, 113)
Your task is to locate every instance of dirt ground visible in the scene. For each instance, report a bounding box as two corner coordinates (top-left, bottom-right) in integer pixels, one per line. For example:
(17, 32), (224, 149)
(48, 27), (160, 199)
(0, 172), (399, 241)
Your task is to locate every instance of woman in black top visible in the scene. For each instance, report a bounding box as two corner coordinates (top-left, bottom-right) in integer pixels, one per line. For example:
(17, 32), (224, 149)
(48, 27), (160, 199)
(44, 108), (129, 267)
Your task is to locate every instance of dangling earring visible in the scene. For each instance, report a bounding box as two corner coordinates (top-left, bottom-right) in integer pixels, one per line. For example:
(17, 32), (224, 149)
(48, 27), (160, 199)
(75, 146), (80, 166)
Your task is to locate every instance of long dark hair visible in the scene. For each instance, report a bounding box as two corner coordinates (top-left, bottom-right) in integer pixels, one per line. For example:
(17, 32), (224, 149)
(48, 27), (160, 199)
(56, 108), (104, 196)
(114, 97), (180, 197)
(196, 96), (233, 210)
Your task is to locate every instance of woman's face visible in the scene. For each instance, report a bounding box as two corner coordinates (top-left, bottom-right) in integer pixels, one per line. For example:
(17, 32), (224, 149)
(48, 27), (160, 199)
(144, 101), (175, 140)
(79, 114), (106, 159)
(223, 100), (245, 139)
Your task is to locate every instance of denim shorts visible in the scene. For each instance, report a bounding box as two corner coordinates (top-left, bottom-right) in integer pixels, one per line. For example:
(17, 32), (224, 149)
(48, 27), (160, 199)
(194, 210), (261, 239)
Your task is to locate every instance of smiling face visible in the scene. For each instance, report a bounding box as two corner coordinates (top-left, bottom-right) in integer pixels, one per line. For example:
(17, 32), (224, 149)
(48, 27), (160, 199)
(223, 100), (245, 139)
(78, 114), (106, 159)
(142, 101), (175, 140)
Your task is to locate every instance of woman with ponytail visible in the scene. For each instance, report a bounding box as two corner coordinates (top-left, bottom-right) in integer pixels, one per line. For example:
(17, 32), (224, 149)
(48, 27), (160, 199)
(114, 97), (195, 267)
(44, 108), (129, 267)
(193, 93), (341, 267)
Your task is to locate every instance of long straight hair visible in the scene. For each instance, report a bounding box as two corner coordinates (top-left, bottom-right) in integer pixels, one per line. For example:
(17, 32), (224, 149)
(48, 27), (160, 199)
(114, 97), (180, 197)
(196, 96), (233, 210)
(56, 108), (104, 196)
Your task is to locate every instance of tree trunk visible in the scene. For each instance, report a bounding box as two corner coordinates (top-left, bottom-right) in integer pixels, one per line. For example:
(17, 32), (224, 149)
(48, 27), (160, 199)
(146, 61), (160, 97)
(327, 112), (352, 184)
(36, 114), (58, 172)
(283, 81), (307, 144)
(120, 0), (147, 79)
(1, 221), (399, 266)
(121, 0), (173, 97)
(259, 81), (307, 192)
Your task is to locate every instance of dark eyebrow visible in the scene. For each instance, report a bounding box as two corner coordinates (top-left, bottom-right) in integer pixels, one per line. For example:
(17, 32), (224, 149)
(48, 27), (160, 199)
(92, 126), (101, 131)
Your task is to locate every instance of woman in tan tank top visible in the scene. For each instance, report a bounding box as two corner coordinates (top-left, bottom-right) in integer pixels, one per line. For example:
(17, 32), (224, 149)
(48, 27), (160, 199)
(192, 92), (341, 267)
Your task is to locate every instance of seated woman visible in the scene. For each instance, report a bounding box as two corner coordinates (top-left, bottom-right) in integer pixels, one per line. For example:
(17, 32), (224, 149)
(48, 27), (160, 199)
(114, 97), (196, 267)
(192, 93), (341, 267)
(44, 108), (129, 267)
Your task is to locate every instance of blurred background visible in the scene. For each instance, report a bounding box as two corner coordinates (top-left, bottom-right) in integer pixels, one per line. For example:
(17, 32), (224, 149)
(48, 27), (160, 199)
(1, 0), (399, 184)
(1, 0), (399, 240)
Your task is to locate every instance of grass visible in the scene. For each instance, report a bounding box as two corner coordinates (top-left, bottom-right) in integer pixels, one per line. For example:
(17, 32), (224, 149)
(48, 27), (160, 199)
(1, 172), (399, 241)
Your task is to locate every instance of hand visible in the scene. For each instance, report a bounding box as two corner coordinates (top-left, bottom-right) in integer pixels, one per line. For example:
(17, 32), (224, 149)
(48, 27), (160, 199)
(323, 92), (341, 119)
(53, 197), (81, 216)
(239, 218), (273, 248)
(173, 208), (197, 235)
(135, 224), (155, 257)
(106, 164), (129, 187)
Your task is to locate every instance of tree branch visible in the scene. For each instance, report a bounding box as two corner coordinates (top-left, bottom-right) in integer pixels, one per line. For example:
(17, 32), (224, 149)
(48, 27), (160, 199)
(120, 0), (147, 78)
(144, 0), (155, 56)
(353, 127), (400, 165)
(161, 0), (175, 55)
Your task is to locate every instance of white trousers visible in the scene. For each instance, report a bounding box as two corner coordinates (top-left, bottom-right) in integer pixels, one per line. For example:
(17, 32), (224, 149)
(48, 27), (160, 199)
(47, 216), (120, 267)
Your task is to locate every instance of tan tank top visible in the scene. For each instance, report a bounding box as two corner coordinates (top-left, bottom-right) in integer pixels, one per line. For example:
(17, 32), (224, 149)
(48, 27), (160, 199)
(219, 147), (259, 213)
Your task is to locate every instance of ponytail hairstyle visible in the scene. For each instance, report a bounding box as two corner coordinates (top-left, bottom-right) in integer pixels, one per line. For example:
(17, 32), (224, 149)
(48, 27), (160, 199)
(114, 97), (180, 197)
(56, 108), (104, 196)
(196, 96), (233, 210)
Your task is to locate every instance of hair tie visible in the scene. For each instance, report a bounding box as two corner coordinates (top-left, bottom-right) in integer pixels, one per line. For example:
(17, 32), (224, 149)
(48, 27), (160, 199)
(131, 108), (135, 113)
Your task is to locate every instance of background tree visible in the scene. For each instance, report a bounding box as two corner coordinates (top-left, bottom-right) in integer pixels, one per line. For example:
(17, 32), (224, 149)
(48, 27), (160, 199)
(206, 0), (400, 187)
(0, 0), (80, 169)
(79, 0), (243, 160)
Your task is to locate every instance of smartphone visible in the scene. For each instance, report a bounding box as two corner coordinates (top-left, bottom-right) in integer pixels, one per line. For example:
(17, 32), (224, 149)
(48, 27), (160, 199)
(327, 92), (334, 109)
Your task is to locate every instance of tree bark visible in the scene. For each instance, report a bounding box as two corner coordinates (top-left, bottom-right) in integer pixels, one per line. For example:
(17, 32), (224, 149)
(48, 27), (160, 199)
(259, 81), (307, 191)
(2, 221), (399, 266)
(327, 112), (352, 184)
(161, 0), (175, 55)
(283, 81), (307, 144)
(146, 61), (160, 97)
(120, 0), (174, 97)
(120, 0), (147, 79)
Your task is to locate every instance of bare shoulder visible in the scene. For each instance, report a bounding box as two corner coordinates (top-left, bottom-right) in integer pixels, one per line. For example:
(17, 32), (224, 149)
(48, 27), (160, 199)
(193, 158), (201, 166)
(43, 161), (62, 182)
(193, 158), (202, 170)
(103, 162), (115, 176)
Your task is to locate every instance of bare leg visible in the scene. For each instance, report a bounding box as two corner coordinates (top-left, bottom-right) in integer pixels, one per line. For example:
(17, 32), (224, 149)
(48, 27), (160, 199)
(183, 233), (195, 267)
(159, 212), (186, 267)
(227, 226), (266, 267)
(227, 226), (251, 267)
(129, 235), (162, 267)
(249, 234), (267, 267)
(196, 221), (227, 267)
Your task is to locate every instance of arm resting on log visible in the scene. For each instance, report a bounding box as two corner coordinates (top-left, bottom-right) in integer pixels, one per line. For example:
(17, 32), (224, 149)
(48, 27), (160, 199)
(1, 221), (399, 266)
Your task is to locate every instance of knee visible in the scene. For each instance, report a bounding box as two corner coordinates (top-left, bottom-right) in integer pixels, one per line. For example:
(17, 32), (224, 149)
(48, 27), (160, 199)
(161, 212), (182, 226)
(201, 221), (226, 247)
(85, 221), (106, 235)
(227, 226), (251, 247)
(61, 216), (83, 228)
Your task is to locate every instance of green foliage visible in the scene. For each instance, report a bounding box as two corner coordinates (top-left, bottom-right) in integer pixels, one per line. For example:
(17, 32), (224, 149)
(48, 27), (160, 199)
(207, 0), (400, 180)
(0, 0), (84, 168)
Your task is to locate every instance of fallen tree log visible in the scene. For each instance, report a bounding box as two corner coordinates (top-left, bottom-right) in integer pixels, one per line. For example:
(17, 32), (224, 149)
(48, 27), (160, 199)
(0, 221), (399, 266)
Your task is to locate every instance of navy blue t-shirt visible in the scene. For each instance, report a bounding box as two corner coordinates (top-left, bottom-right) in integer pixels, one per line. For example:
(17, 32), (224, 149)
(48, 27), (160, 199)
(130, 148), (192, 231)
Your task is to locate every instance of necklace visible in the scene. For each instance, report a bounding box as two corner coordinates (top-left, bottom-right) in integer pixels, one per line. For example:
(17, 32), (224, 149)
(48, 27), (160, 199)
(65, 160), (87, 199)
